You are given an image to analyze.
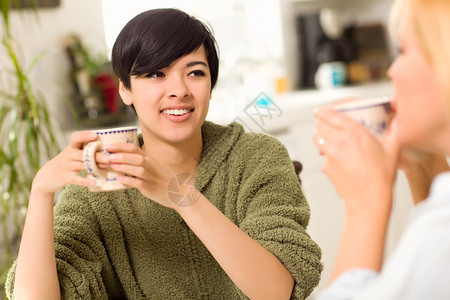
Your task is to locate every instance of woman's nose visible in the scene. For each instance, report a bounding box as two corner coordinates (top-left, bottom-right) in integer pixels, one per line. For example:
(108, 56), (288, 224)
(166, 76), (190, 99)
(387, 58), (398, 80)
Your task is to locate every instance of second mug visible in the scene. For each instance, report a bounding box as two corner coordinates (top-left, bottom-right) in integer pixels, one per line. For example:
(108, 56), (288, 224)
(333, 97), (392, 138)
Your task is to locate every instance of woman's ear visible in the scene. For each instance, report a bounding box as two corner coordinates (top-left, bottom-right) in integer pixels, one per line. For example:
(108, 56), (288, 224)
(119, 80), (133, 106)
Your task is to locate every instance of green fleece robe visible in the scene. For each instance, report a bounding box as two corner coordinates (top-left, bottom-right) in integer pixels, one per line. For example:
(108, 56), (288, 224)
(6, 121), (322, 299)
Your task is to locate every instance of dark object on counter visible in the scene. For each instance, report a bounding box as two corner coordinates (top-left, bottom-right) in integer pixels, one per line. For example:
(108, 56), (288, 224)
(293, 160), (303, 185)
(296, 13), (354, 89)
(346, 24), (390, 84)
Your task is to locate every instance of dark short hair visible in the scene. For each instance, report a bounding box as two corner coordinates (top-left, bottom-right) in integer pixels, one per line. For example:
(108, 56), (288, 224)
(111, 8), (219, 91)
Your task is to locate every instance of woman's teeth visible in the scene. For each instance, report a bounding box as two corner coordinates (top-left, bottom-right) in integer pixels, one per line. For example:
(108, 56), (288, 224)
(162, 109), (191, 116)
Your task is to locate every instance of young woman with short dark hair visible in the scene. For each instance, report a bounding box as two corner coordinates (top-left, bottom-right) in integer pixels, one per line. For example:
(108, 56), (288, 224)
(7, 8), (322, 299)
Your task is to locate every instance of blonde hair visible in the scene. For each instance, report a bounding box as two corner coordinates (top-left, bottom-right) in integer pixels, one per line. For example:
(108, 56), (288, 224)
(390, 0), (450, 108)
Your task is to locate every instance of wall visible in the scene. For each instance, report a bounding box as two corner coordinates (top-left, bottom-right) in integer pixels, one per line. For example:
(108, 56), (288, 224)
(0, 0), (106, 135)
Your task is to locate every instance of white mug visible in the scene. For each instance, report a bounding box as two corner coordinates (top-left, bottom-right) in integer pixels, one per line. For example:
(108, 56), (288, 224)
(83, 126), (139, 192)
(315, 61), (347, 89)
(333, 97), (392, 138)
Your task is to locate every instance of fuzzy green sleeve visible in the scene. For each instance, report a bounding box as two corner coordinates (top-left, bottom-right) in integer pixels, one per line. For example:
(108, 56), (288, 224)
(5, 185), (118, 299)
(234, 133), (323, 299)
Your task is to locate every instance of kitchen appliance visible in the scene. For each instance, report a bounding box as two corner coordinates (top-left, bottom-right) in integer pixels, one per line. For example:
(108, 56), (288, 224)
(295, 11), (354, 89)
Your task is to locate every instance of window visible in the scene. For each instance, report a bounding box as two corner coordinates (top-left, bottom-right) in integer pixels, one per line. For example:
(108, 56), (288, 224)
(101, 0), (283, 63)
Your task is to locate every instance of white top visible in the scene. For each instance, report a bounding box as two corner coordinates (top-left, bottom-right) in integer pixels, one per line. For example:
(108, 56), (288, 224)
(318, 171), (450, 300)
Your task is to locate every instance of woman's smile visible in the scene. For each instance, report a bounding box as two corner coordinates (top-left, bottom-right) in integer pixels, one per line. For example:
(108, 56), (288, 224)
(161, 107), (195, 122)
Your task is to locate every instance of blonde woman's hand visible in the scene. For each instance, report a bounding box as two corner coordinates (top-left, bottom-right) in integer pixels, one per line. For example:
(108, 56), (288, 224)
(398, 147), (449, 203)
(31, 131), (99, 195)
(398, 148), (449, 175)
(388, 107), (449, 203)
(313, 107), (400, 215)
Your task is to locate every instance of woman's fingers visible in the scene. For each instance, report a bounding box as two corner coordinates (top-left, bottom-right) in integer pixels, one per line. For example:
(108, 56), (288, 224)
(70, 131), (98, 149)
(328, 96), (359, 106)
(109, 152), (145, 166)
(63, 131), (99, 166)
(87, 143), (148, 179)
(67, 160), (87, 171)
(103, 142), (141, 154)
(101, 143), (146, 168)
(109, 161), (141, 175)
(315, 107), (365, 132)
(314, 108), (366, 156)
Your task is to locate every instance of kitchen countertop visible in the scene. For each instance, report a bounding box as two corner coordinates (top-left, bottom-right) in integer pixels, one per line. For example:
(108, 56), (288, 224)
(206, 80), (394, 134)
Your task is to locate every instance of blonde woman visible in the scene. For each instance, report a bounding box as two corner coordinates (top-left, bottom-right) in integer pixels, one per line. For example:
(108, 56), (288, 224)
(314, 0), (450, 298)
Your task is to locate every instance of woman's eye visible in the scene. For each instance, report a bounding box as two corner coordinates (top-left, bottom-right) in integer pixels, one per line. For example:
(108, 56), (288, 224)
(395, 42), (404, 55)
(188, 70), (205, 77)
(146, 71), (165, 78)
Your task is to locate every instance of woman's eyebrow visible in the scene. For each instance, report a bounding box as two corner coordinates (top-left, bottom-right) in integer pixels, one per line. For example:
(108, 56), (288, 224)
(186, 61), (208, 68)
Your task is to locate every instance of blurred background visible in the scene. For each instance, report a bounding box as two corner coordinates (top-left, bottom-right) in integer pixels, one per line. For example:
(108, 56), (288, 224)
(0, 0), (414, 298)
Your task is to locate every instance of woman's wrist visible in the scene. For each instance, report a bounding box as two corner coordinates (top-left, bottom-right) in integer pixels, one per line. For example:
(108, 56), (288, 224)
(30, 180), (55, 202)
(402, 153), (449, 203)
(171, 188), (204, 216)
(344, 185), (393, 218)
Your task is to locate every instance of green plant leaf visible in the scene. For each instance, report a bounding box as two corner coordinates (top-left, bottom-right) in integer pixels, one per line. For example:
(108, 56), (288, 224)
(0, 148), (7, 165)
(28, 118), (41, 170)
(0, 2), (62, 293)
(0, 101), (12, 130)
(0, 0), (11, 37)
(26, 50), (46, 74)
(0, 259), (12, 287)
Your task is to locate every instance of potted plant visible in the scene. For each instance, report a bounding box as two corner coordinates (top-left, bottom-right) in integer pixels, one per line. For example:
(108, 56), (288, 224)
(63, 33), (133, 129)
(0, 0), (61, 295)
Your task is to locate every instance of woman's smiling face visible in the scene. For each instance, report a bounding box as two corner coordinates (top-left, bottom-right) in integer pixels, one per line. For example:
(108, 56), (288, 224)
(119, 45), (211, 145)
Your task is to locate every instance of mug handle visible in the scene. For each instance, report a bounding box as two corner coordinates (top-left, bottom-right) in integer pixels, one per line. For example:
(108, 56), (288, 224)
(83, 141), (107, 182)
